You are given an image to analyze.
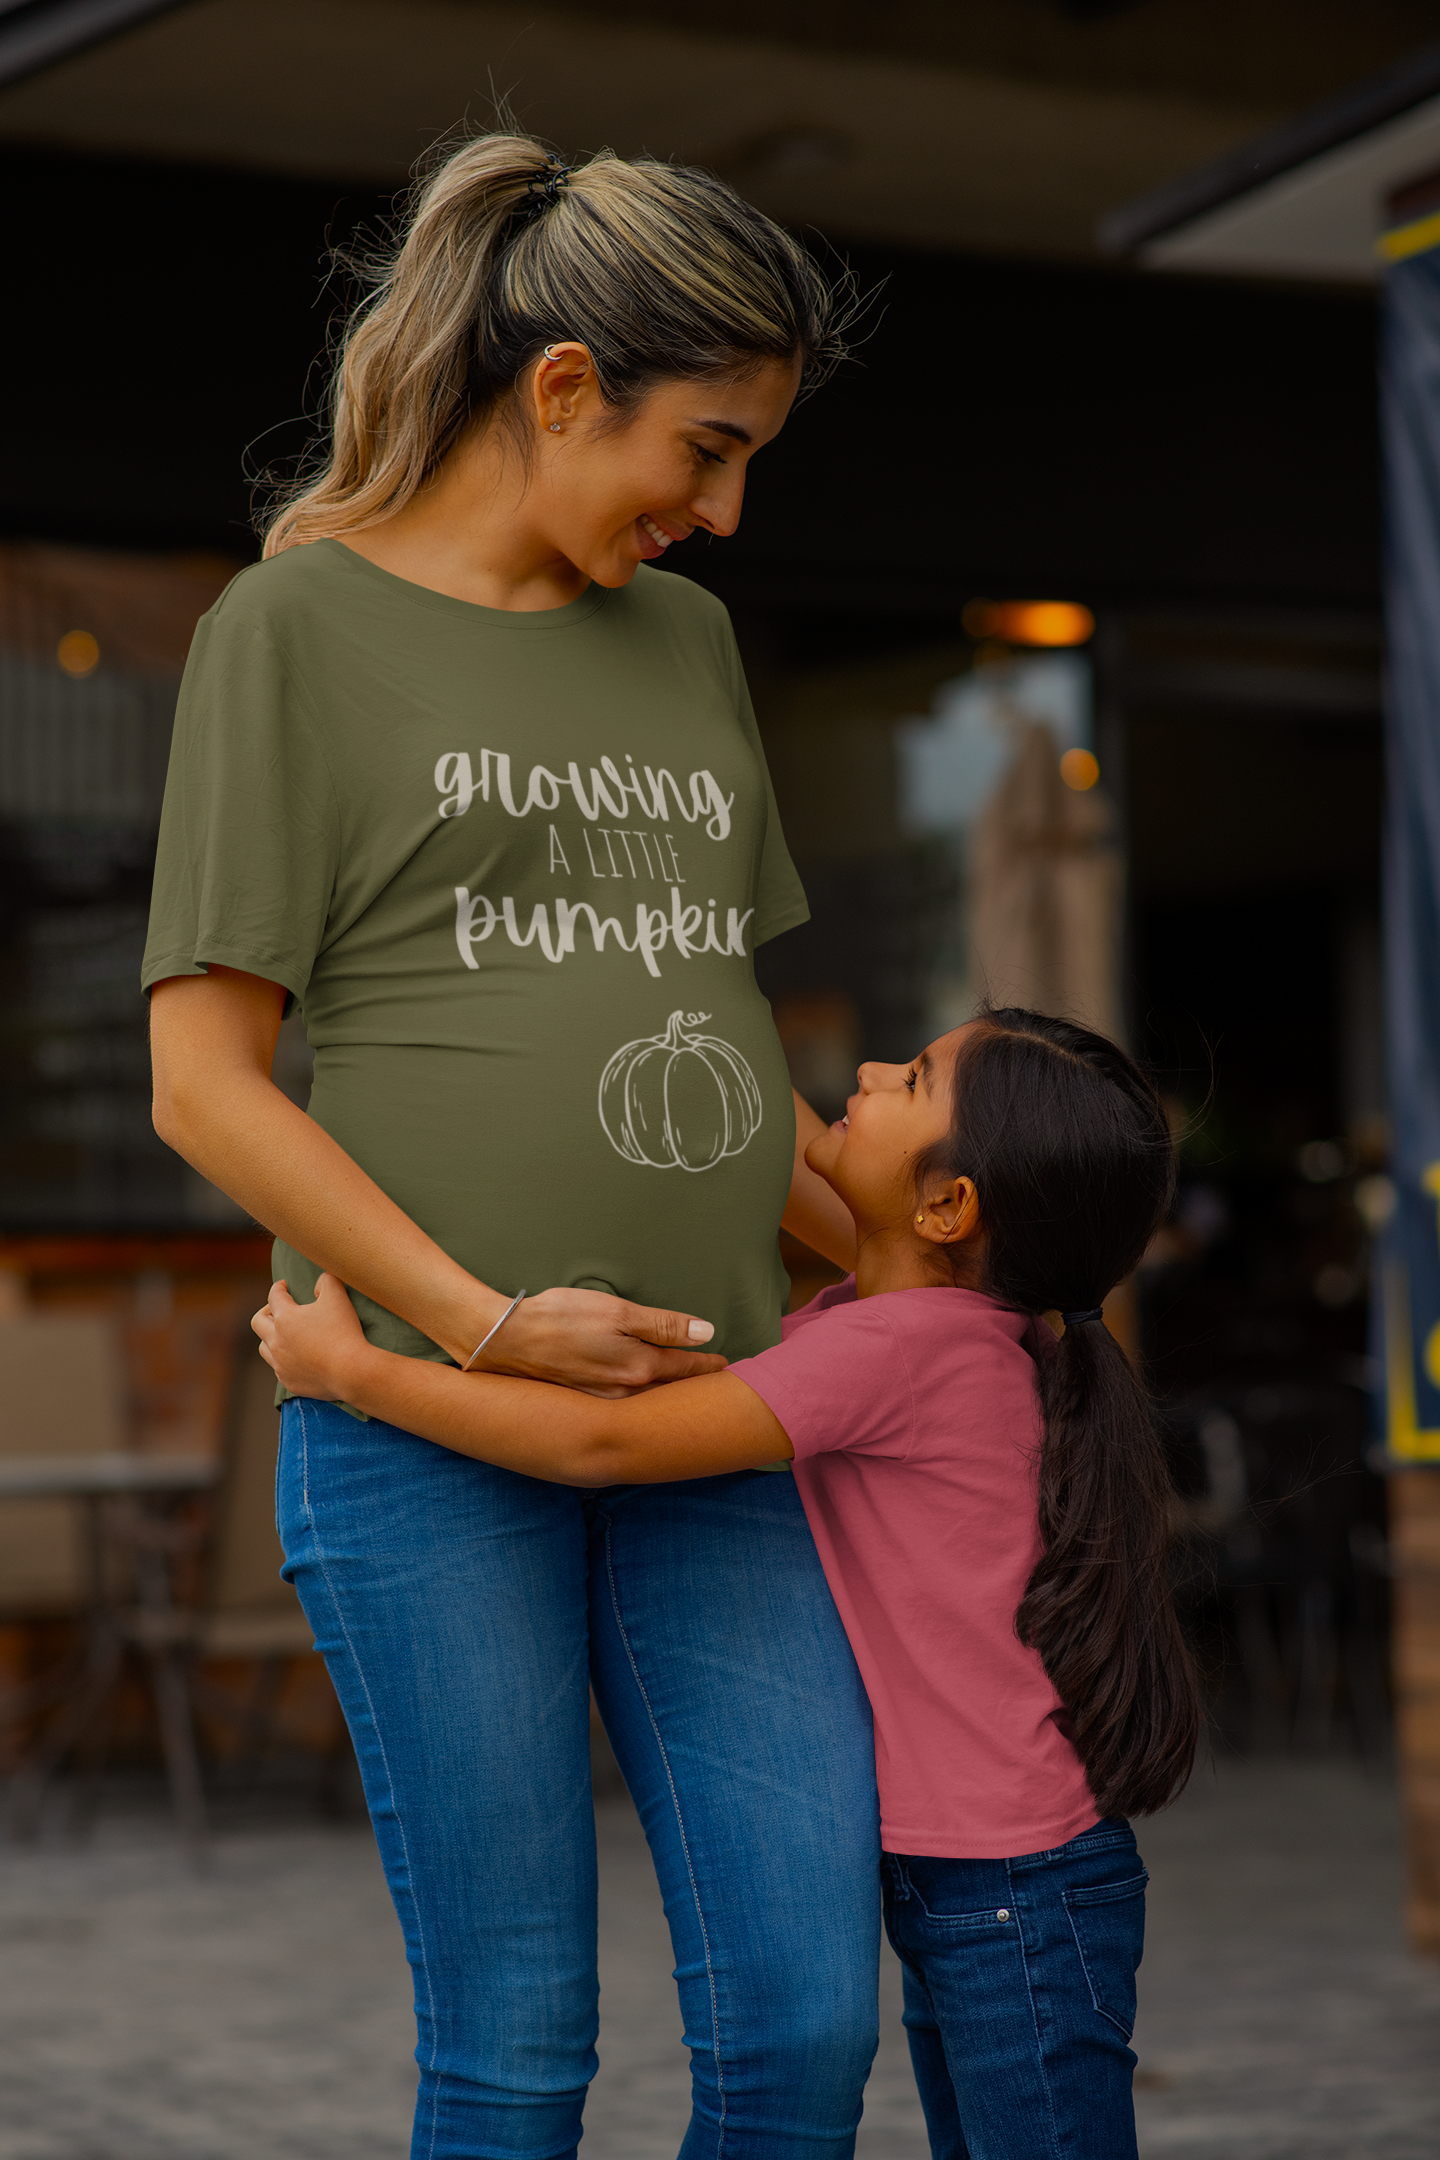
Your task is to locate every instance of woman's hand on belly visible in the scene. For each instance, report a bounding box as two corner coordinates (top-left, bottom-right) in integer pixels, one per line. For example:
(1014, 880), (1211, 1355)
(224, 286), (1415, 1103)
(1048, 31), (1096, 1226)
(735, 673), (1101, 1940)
(254, 1274), (725, 1399)
(152, 967), (725, 1394)
(469, 1285), (725, 1395)
(255, 1279), (785, 1485)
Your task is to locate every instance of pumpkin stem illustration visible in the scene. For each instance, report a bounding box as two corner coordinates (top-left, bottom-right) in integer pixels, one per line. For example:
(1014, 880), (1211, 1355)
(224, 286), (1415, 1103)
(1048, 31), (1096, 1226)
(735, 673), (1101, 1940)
(663, 1010), (711, 1047)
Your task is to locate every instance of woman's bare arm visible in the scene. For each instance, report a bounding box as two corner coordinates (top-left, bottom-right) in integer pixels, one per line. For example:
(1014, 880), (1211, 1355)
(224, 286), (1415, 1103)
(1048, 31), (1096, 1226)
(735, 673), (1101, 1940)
(253, 1275), (790, 1483)
(783, 1089), (857, 1272)
(150, 966), (726, 1389)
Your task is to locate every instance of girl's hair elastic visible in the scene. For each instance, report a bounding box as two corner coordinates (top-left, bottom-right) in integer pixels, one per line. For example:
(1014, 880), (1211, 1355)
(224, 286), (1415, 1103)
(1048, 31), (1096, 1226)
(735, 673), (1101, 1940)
(1059, 1307), (1104, 1326)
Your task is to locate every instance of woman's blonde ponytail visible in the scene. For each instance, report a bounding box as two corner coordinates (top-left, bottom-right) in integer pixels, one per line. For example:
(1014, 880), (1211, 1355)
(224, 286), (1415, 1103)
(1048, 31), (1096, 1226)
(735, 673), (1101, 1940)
(263, 131), (844, 556)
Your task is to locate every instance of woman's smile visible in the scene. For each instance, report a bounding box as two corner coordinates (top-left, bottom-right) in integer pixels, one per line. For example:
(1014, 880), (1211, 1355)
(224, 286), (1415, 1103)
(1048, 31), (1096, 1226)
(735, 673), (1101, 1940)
(636, 512), (691, 556)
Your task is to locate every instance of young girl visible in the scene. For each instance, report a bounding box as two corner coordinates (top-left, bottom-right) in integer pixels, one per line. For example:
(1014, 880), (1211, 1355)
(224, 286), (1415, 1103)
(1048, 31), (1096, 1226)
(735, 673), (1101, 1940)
(255, 1004), (1199, 2160)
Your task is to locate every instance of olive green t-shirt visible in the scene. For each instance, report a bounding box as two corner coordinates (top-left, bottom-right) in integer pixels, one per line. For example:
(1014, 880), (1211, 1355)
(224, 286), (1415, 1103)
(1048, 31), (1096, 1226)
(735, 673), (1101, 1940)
(142, 541), (807, 1364)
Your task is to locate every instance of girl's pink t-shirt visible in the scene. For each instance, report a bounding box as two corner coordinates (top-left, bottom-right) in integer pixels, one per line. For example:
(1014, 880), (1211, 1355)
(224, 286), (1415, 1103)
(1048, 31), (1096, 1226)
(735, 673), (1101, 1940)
(731, 1278), (1099, 1860)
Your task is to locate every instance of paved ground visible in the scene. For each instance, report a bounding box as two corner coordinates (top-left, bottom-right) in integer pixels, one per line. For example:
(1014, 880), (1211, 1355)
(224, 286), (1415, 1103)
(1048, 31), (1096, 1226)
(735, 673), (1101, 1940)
(0, 1756), (1435, 2158)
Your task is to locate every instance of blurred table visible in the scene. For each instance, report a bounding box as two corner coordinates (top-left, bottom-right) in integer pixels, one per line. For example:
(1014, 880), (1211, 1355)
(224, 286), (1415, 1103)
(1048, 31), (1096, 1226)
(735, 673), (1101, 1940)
(0, 1453), (220, 1852)
(0, 1453), (218, 1497)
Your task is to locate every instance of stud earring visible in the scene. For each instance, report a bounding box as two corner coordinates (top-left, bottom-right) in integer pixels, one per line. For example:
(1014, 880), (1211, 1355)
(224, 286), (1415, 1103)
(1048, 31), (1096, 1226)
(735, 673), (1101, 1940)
(916, 1213), (925, 1224)
(549, 421), (561, 432)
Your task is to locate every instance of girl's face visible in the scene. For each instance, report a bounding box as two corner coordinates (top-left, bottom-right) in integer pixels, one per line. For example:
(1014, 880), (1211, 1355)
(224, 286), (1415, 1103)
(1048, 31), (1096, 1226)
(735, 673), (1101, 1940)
(806, 1026), (972, 1233)
(527, 350), (801, 588)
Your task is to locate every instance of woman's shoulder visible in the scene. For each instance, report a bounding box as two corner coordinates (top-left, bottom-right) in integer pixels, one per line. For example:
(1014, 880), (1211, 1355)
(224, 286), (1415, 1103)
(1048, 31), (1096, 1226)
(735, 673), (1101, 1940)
(201, 539), (354, 634)
(624, 564), (735, 642)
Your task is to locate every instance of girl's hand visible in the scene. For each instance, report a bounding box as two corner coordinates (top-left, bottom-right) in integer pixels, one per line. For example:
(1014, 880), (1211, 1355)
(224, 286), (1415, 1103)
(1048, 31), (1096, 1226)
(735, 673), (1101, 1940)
(252, 1275), (369, 1399)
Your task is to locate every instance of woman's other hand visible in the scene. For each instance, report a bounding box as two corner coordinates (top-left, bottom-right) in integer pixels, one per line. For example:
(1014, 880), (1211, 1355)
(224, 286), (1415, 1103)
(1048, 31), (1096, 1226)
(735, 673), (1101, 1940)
(472, 1287), (725, 1396)
(253, 1275), (369, 1400)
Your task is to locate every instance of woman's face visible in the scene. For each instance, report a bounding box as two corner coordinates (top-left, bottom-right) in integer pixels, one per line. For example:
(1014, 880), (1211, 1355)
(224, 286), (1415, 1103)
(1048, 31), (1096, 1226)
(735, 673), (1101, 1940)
(805, 1027), (971, 1233)
(528, 350), (802, 588)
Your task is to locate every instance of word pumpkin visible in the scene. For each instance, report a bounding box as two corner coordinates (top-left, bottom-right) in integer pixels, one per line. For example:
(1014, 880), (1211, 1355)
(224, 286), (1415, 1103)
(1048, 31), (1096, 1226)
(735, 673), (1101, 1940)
(599, 1012), (763, 1173)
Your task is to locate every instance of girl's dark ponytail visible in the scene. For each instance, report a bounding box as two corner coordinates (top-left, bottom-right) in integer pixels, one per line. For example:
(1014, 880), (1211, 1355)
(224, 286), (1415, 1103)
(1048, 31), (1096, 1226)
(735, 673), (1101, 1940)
(1020, 1315), (1198, 1817)
(925, 1006), (1199, 1819)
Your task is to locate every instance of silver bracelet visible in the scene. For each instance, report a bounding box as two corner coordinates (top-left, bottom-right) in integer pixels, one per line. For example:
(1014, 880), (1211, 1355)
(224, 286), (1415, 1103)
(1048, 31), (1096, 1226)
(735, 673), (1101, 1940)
(462, 1289), (527, 1372)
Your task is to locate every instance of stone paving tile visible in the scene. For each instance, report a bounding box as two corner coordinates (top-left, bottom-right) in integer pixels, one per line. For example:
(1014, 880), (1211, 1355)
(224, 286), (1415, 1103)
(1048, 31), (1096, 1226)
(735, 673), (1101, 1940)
(1132, 1757), (1440, 2160)
(0, 1792), (924, 2160)
(0, 1759), (1434, 2158)
(0, 1819), (414, 2159)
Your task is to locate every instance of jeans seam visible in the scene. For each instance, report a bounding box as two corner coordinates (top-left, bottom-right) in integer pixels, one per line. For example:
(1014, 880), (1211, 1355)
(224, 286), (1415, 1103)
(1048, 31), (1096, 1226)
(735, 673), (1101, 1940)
(603, 1517), (728, 2156)
(1009, 1857), (1066, 2160)
(291, 1400), (444, 2160)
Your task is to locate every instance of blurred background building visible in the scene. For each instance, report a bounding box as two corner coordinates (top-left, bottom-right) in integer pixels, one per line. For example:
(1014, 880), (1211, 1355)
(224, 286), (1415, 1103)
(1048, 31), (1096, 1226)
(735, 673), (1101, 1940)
(0, 0), (1433, 1939)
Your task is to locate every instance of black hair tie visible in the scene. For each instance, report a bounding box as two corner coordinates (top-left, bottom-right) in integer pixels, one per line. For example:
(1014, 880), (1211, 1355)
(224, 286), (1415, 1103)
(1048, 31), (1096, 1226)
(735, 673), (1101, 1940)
(1060, 1307), (1104, 1326)
(526, 157), (573, 208)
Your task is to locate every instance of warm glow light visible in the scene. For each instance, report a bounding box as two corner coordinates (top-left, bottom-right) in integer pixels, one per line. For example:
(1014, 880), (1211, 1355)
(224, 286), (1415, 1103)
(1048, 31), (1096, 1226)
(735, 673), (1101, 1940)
(963, 599), (1095, 647)
(1060, 747), (1100, 791)
(57, 630), (100, 677)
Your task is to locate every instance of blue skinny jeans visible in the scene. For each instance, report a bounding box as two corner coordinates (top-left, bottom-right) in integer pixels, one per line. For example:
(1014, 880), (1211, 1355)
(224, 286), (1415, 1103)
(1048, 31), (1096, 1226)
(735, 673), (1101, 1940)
(882, 1822), (1147, 2160)
(278, 1398), (881, 2160)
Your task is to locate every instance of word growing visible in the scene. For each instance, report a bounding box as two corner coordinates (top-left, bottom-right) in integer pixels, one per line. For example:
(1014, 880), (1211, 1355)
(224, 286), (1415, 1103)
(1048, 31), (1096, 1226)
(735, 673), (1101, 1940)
(454, 886), (755, 978)
(436, 750), (735, 841)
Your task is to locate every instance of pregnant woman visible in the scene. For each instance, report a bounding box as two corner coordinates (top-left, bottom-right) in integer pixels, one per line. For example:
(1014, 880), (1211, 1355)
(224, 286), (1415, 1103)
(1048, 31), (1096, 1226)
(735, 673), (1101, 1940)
(144, 136), (879, 2159)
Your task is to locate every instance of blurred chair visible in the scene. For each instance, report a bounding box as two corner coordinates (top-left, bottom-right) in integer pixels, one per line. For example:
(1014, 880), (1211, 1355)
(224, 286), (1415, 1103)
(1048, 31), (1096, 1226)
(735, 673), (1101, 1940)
(121, 1334), (344, 1829)
(183, 1339), (320, 1752)
(1165, 1379), (1390, 1763)
(0, 1311), (128, 1617)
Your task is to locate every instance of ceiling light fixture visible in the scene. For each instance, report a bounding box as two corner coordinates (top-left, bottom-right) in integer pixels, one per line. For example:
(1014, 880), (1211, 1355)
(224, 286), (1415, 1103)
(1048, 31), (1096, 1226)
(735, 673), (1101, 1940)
(963, 600), (1095, 647)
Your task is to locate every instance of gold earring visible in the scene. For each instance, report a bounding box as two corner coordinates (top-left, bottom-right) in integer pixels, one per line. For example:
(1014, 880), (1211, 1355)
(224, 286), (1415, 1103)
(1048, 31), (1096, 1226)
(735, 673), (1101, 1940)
(916, 1213), (925, 1224)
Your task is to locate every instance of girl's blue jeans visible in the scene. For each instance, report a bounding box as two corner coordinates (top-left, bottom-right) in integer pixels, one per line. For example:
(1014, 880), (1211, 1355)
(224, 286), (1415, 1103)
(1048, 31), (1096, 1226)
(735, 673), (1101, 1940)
(278, 1398), (882, 2160)
(882, 1822), (1147, 2160)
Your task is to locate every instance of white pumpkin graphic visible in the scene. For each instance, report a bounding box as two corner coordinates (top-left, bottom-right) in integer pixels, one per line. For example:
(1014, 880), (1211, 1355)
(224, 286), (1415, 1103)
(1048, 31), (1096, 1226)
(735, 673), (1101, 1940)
(599, 1011), (763, 1172)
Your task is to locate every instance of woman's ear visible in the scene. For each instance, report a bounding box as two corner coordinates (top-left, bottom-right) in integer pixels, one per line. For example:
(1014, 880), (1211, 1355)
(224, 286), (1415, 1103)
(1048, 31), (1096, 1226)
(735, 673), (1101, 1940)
(532, 340), (595, 434)
(915, 1176), (983, 1248)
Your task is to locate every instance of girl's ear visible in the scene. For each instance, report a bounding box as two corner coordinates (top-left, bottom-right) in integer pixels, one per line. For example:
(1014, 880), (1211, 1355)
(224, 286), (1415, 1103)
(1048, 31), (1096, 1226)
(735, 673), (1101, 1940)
(915, 1176), (982, 1247)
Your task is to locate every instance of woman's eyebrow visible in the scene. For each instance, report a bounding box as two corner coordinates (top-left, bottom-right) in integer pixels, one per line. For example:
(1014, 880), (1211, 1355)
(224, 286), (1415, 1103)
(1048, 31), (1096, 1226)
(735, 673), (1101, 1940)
(689, 418), (752, 444)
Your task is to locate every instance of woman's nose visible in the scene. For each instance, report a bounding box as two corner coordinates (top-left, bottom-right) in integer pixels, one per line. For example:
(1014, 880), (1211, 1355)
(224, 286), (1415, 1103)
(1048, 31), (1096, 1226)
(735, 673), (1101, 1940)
(691, 471), (746, 538)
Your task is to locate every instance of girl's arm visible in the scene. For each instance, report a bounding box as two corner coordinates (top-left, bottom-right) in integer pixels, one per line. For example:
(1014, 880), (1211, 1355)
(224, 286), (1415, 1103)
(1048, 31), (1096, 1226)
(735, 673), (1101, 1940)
(784, 1090), (857, 1271)
(252, 1276), (791, 1484)
(151, 966), (727, 1392)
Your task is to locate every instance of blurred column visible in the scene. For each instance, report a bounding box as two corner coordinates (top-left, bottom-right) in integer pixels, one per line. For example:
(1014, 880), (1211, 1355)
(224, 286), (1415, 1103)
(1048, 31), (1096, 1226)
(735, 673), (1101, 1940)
(969, 721), (1125, 1044)
(1378, 234), (1440, 1953)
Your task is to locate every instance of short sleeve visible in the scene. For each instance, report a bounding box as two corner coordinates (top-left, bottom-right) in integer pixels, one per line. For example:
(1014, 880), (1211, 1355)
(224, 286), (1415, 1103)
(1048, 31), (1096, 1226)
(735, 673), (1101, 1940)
(730, 1301), (916, 1461)
(724, 637), (809, 948)
(141, 589), (341, 1007)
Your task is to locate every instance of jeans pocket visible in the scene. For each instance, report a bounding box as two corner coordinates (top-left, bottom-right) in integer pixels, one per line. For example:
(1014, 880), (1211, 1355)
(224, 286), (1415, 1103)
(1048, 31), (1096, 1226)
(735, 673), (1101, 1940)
(1062, 1870), (1148, 2038)
(275, 1400), (314, 1576)
(891, 1861), (1021, 1932)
